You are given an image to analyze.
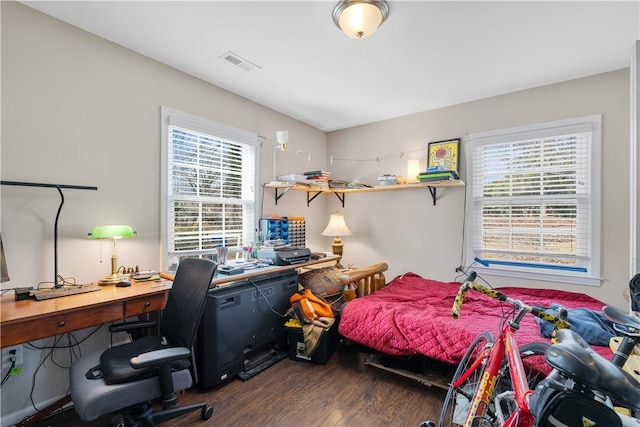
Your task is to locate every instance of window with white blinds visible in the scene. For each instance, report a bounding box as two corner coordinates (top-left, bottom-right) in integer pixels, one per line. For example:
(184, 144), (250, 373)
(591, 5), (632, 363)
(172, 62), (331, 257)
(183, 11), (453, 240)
(160, 107), (259, 271)
(465, 115), (601, 285)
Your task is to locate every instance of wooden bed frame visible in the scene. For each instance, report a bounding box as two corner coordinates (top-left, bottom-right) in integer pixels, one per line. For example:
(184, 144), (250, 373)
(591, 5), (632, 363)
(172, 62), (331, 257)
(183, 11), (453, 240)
(339, 262), (388, 298)
(337, 268), (616, 390)
(336, 262), (453, 388)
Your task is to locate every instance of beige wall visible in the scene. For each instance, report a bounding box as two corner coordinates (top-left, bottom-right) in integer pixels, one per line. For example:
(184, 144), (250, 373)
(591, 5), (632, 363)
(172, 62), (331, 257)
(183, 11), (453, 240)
(1, 1), (329, 288)
(0, 3), (327, 424)
(327, 69), (630, 309)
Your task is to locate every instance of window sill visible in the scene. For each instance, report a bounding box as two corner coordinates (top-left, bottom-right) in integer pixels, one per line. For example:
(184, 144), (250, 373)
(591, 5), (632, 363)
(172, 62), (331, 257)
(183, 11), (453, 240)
(470, 265), (602, 287)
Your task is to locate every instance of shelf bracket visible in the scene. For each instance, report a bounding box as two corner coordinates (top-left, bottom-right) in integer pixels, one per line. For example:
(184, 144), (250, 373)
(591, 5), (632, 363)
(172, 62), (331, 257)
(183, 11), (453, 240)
(428, 186), (437, 206)
(306, 191), (322, 207)
(305, 190), (344, 207)
(274, 186), (292, 205)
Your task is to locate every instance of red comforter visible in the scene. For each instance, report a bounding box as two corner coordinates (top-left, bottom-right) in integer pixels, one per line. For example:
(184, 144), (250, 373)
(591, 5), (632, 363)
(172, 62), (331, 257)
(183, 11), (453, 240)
(339, 272), (612, 365)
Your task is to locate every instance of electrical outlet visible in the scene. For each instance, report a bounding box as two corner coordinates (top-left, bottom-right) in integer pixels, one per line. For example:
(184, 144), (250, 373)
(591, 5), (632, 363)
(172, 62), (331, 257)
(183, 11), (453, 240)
(2, 345), (23, 370)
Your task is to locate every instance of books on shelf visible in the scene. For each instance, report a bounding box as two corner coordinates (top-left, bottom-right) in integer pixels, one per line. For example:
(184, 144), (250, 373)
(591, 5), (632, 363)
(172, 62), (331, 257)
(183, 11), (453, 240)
(304, 171), (330, 179)
(417, 170), (460, 182)
(303, 170), (331, 177)
(328, 180), (348, 189)
(303, 170), (331, 188)
(305, 180), (329, 188)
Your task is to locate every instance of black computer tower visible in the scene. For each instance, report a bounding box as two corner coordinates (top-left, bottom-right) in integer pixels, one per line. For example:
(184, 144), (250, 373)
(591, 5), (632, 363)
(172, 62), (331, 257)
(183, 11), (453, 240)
(197, 270), (298, 390)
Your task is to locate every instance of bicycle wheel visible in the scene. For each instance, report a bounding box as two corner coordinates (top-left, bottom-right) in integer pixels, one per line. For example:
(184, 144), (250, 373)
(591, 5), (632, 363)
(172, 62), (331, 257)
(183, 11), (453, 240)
(439, 331), (494, 427)
(494, 342), (550, 423)
(498, 342), (550, 390)
(517, 342), (550, 387)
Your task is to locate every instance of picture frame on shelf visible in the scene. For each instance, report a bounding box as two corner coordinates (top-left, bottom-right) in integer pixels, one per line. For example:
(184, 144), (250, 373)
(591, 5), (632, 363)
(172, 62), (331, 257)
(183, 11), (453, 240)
(427, 138), (460, 173)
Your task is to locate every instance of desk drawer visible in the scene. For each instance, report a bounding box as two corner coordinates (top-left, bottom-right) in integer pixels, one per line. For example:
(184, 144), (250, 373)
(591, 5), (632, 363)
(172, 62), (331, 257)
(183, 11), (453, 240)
(125, 294), (166, 317)
(2, 304), (123, 346)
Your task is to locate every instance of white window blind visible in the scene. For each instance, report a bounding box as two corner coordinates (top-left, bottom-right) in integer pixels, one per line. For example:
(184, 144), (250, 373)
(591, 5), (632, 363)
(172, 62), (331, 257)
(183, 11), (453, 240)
(161, 108), (258, 270)
(466, 115), (601, 285)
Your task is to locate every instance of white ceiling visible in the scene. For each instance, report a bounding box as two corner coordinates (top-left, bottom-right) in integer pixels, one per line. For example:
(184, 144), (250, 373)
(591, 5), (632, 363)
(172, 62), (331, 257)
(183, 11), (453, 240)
(21, 1), (640, 132)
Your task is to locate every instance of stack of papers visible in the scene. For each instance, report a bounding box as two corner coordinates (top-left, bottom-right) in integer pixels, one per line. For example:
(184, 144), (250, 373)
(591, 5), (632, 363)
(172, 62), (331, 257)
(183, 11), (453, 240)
(132, 271), (161, 282)
(304, 170), (331, 188)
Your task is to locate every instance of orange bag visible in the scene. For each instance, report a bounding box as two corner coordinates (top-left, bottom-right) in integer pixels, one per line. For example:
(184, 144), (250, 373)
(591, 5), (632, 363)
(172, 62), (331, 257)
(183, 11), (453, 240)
(289, 289), (334, 323)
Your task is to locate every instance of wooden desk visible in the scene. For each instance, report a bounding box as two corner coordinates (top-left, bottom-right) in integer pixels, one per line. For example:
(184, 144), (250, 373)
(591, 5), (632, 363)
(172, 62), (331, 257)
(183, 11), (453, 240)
(0, 255), (340, 348)
(1, 280), (171, 348)
(209, 254), (340, 287)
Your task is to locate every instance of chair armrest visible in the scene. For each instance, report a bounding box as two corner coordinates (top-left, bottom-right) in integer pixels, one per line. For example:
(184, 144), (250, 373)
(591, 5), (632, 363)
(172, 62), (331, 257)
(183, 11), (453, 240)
(339, 262), (388, 298)
(109, 320), (158, 334)
(130, 347), (191, 369)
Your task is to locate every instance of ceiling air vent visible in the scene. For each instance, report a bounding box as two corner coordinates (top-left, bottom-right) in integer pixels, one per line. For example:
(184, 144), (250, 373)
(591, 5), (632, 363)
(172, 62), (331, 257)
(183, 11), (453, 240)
(219, 51), (261, 72)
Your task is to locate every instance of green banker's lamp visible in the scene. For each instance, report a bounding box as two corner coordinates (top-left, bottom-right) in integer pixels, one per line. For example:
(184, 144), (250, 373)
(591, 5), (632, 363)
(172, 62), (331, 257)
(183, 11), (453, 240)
(89, 225), (136, 285)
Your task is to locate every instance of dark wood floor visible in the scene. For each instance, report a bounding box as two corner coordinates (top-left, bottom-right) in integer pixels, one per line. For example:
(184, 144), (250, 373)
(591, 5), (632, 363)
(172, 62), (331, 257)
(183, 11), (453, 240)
(28, 343), (449, 427)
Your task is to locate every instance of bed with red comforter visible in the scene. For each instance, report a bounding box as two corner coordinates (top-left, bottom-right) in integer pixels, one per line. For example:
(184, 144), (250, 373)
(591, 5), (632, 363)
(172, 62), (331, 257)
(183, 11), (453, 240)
(338, 272), (612, 365)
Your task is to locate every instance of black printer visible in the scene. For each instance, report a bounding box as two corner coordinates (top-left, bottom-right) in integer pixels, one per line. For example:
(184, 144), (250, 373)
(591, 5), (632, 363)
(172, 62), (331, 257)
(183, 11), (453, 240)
(274, 247), (311, 265)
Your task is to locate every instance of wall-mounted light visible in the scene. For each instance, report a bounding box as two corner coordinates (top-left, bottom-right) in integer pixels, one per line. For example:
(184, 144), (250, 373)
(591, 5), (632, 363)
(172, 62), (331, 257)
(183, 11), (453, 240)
(276, 130), (289, 149)
(273, 130), (289, 182)
(332, 0), (389, 40)
(89, 225), (136, 285)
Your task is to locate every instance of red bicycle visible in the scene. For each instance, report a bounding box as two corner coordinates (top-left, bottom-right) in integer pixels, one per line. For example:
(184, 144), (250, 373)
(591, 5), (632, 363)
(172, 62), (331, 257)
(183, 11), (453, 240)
(422, 272), (640, 427)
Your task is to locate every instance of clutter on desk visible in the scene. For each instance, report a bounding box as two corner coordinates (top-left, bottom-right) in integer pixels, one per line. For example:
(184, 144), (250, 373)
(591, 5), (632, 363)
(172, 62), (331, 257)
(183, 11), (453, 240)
(209, 215), (310, 270)
(260, 216), (305, 248)
(255, 215), (311, 265)
(217, 264), (244, 275)
(131, 271), (161, 282)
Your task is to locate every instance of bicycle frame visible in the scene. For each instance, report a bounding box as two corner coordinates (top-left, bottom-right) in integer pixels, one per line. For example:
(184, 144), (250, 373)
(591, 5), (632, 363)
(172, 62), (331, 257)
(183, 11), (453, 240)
(454, 318), (535, 427)
(437, 274), (571, 427)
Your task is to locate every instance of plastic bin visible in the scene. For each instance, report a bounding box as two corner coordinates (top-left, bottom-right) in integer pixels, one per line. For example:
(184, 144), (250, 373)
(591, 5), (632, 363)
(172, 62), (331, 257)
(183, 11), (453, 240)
(286, 318), (340, 364)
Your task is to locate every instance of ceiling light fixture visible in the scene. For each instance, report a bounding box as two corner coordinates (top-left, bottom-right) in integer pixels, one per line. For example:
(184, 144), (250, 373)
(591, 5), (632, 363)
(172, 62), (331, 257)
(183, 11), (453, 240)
(332, 0), (389, 40)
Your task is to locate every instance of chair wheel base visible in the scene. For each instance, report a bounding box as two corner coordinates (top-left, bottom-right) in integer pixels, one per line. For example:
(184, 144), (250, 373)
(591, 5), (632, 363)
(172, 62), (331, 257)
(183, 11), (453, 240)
(202, 405), (214, 420)
(112, 414), (135, 427)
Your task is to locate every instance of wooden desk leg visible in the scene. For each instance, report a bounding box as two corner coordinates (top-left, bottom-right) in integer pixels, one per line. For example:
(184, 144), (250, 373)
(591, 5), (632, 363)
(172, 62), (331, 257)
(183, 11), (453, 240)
(17, 394), (72, 427)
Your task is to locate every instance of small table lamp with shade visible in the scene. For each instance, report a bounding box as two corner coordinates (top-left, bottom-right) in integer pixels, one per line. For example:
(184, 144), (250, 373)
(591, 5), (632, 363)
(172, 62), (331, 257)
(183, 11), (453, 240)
(89, 225), (136, 285)
(321, 212), (352, 268)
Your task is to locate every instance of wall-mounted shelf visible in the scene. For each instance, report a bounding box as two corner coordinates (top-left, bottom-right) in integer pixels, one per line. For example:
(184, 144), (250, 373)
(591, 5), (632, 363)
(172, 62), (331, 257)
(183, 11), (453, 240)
(264, 180), (465, 207)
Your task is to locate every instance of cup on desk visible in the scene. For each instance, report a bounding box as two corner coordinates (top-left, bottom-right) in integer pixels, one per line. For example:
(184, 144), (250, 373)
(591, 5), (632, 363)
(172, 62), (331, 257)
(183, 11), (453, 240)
(216, 247), (228, 265)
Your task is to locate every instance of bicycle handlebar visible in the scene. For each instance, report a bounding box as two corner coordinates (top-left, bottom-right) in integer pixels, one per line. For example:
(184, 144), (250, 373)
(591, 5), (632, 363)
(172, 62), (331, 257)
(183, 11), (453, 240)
(452, 280), (508, 319)
(452, 271), (571, 335)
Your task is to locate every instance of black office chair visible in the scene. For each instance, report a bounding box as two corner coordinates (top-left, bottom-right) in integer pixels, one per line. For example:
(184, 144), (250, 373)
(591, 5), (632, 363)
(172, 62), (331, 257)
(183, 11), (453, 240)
(69, 258), (217, 427)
